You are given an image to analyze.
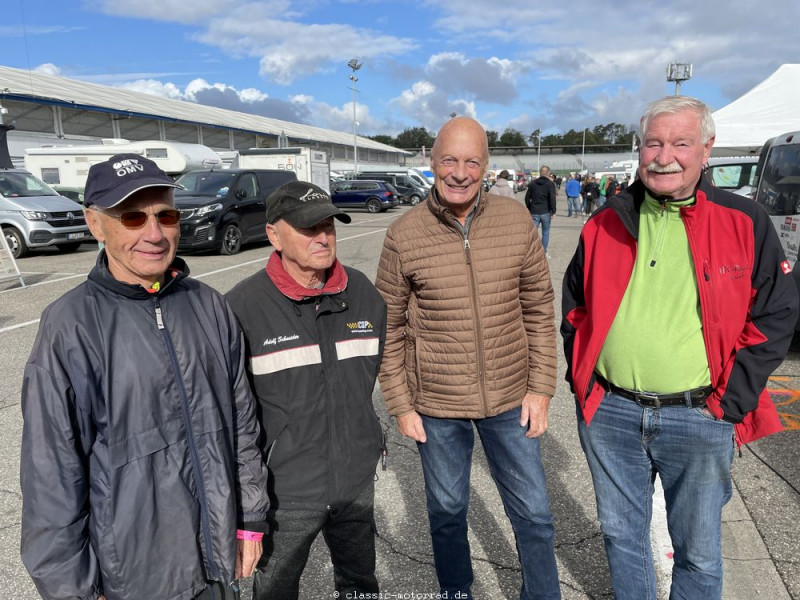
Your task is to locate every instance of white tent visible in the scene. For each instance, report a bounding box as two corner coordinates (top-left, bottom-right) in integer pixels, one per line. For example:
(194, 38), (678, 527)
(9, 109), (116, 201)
(711, 64), (800, 156)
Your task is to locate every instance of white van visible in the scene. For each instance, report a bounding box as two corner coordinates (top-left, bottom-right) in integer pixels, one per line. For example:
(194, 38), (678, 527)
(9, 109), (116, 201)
(753, 131), (800, 329)
(705, 156), (758, 196)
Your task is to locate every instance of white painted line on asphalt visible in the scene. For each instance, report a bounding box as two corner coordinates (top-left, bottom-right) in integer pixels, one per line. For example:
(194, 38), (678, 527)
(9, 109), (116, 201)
(0, 226), (391, 331)
(0, 272), (87, 294)
(0, 319), (41, 333)
(652, 476), (674, 598)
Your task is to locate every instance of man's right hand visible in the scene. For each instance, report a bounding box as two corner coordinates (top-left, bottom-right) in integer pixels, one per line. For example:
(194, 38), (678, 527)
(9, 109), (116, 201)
(397, 410), (427, 443)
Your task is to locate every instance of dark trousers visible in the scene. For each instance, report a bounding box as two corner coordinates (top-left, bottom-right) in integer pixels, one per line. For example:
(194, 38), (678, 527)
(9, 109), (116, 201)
(252, 482), (379, 600)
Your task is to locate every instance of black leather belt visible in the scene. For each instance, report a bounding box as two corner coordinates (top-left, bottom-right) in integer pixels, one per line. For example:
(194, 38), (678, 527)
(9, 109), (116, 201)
(607, 383), (712, 409)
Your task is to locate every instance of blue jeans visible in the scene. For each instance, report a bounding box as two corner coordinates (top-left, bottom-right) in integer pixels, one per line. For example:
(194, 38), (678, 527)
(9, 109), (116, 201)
(531, 213), (551, 251)
(577, 391), (735, 600)
(567, 196), (580, 216)
(417, 407), (560, 599)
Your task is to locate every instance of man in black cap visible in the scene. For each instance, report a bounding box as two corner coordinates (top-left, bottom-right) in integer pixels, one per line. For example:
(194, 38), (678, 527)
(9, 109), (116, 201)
(225, 181), (387, 599)
(20, 153), (269, 600)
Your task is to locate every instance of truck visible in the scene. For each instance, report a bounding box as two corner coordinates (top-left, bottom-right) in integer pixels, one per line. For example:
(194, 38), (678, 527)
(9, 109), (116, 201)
(234, 147), (331, 193)
(23, 140), (222, 190)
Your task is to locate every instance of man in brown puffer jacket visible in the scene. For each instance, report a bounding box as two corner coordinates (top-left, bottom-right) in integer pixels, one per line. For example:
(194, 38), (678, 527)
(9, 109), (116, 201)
(375, 117), (561, 600)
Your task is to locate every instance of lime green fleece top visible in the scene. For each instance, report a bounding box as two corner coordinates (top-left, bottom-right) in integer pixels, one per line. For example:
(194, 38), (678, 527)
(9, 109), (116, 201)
(595, 193), (711, 393)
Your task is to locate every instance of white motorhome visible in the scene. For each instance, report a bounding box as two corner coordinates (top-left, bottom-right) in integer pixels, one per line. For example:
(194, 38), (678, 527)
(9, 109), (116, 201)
(235, 147), (331, 193)
(23, 140), (221, 188)
(356, 166), (431, 191)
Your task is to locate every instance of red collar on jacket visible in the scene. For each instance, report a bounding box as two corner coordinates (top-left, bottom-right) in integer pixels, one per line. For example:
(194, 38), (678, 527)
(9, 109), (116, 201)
(266, 251), (348, 301)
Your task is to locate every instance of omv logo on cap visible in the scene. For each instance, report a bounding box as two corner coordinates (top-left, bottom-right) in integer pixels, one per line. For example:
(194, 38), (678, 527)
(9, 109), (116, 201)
(113, 158), (145, 177)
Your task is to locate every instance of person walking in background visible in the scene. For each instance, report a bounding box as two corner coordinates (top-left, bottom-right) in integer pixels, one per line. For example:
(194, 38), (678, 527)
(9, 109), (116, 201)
(525, 165), (557, 256)
(565, 173), (581, 217)
(562, 96), (798, 600)
(225, 181), (387, 599)
(20, 154), (269, 600)
(581, 175), (600, 221)
(489, 169), (516, 197)
(376, 116), (561, 600)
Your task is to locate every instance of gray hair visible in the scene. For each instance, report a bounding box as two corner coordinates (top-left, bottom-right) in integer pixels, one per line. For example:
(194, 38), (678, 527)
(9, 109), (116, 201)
(640, 96), (715, 144)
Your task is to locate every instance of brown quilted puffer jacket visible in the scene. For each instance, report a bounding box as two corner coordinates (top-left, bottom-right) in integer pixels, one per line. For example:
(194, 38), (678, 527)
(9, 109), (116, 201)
(375, 191), (556, 419)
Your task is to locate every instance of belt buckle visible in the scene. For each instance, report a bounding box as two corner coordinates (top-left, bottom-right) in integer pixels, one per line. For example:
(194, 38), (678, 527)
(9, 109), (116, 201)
(637, 392), (661, 409)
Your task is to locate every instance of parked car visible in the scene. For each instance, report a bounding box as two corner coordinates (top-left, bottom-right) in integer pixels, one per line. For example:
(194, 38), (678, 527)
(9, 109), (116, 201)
(354, 172), (427, 205)
(330, 180), (400, 213)
(705, 157), (758, 195)
(0, 168), (92, 259)
(51, 185), (85, 204)
(173, 168), (297, 255)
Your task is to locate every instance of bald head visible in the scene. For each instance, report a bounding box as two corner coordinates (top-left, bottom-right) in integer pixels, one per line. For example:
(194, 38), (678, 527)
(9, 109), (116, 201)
(430, 117), (489, 220)
(431, 117), (489, 165)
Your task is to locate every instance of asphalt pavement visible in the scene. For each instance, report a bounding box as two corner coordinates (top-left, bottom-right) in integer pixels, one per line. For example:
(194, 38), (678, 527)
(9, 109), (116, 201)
(1, 190), (798, 599)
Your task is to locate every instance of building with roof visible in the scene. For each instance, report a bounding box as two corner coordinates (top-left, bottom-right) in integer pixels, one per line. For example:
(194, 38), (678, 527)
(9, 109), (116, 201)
(0, 65), (409, 171)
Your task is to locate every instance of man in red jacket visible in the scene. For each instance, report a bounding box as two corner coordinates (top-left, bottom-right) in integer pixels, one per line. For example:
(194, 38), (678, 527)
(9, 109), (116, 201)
(561, 96), (798, 600)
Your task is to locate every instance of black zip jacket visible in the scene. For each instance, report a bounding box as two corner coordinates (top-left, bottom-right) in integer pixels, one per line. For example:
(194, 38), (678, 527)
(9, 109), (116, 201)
(225, 255), (387, 511)
(20, 254), (269, 600)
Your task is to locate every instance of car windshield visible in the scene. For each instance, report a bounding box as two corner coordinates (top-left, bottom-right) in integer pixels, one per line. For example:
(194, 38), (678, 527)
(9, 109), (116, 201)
(0, 172), (61, 198)
(174, 171), (237, 196)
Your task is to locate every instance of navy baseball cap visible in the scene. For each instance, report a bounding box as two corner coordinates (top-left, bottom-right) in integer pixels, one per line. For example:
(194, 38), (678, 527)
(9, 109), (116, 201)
(84, 153), (182, 208)
(266, 181), (351, 228)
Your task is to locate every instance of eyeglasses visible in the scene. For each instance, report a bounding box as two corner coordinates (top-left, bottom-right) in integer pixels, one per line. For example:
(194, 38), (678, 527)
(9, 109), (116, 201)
(102, 209), (181, 229)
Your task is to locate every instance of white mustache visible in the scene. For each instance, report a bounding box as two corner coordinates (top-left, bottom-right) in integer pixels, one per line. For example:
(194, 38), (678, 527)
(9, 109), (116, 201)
(646, 161), (683, 174)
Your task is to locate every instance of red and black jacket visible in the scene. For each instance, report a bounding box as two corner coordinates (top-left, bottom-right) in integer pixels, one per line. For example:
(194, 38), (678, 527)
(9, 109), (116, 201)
(561, 175), (798, 444)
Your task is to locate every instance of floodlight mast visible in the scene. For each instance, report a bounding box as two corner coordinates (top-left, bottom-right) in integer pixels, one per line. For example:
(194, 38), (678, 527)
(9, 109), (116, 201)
(666, 62), (693, 95)
(348, 59), (363, 175)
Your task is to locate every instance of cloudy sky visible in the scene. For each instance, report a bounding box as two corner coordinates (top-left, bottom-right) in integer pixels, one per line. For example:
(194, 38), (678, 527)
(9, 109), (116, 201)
(2, 0), (798, 139)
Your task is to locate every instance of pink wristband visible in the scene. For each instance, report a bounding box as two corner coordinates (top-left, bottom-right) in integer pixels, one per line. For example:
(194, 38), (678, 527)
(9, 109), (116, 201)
(236, 529), (264, 542)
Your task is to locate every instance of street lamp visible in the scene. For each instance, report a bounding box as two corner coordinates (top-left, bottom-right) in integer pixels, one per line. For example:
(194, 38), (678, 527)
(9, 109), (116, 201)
(348, 58), (362, 175)
(537, 133), (541, 173)
(666, 62), (692, 95)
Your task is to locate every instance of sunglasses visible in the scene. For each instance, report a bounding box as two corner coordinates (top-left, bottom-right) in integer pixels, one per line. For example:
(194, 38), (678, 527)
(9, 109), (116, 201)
(103, 209), (181, 229)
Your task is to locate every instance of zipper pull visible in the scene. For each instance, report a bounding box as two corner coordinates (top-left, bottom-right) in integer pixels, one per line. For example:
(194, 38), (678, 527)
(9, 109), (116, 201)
(155, 305), (165, 330)
(381, 447), (388, 471)
(464, 238), (470, 250)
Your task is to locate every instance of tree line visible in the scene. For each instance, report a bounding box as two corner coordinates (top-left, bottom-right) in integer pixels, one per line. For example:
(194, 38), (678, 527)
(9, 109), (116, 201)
(368, 123), (638, 152)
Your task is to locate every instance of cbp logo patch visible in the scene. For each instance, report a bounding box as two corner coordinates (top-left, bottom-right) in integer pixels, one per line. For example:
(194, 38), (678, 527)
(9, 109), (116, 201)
(781, 260), (792, 275)
(347, 320), (374, 333)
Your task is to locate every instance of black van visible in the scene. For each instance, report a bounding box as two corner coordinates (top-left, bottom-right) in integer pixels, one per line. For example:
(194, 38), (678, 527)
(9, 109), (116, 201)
(174, 169), (296, 255)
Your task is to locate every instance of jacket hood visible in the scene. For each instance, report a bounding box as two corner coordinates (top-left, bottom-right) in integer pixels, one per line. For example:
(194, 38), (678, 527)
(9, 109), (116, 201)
(534, 176), (551, 186)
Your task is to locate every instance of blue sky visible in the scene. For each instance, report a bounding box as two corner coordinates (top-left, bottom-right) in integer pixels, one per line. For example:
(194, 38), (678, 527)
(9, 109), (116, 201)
(2, 0), (799, 140)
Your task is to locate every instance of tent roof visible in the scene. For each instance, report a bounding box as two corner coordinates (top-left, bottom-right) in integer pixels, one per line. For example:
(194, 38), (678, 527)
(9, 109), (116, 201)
(0, 65), (407, 155)
(711, 64), (800, 156)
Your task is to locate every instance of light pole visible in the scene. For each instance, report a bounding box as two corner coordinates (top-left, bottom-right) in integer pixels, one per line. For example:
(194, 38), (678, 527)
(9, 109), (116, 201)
(666, 62), (692, 95)
(537, 133), (541, 173)
(581, 128), (586, 174)
(348, 59), (362, 175)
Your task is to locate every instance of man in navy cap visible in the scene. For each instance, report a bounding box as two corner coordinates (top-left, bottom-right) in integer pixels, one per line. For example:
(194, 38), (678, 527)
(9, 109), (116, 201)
(225, 181), (387, 599)
(20, 153), (269, 600)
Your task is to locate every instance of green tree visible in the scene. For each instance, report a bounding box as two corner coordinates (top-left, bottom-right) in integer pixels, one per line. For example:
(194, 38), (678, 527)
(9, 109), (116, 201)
(396, 127), (435, 149)
(498, 128), (527, 147)
(528, 128), (541, 146)
(367, 134), (396, 146)
(485, 130), (499, 146)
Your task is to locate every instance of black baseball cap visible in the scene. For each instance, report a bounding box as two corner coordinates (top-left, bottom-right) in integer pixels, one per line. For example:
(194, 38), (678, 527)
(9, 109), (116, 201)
(84, 153), (182, 208)
(266, 181), (351, 228)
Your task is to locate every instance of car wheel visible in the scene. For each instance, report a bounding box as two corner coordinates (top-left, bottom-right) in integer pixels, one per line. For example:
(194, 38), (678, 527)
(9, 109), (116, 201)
(56, 242), (82, 253)
(409, 194), (421, 206)
(366, 198), (383, 213)
(219, 223), (243, 255)
(3, 227), (29, 259)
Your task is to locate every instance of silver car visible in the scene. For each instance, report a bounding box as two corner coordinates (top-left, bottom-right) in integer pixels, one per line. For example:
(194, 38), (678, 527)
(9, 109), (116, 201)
(0, 168), (92, 258)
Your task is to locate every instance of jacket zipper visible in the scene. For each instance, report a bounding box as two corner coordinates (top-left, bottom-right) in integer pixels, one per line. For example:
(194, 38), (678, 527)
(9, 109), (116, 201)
(464, 237), (489, 415)
(154, 299), (221, 581)
(649, 202), (668, 268)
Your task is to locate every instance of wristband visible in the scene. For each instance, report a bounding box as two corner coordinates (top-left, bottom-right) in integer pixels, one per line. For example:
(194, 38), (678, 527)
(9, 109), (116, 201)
(236, 529), (264, 542)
